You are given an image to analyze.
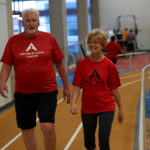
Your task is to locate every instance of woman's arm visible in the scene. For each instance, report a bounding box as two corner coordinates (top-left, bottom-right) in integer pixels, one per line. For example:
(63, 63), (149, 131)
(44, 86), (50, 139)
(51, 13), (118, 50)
(112, 88), (124, 123)
(70, 86), (81, 115)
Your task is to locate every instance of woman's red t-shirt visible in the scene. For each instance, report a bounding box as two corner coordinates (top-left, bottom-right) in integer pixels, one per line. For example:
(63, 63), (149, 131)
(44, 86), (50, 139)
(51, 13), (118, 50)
(72, 57), (121, 113)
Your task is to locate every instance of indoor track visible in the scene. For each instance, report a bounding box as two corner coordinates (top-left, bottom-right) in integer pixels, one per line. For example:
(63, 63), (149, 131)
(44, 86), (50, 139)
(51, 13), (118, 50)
(0, 69), (146, 150)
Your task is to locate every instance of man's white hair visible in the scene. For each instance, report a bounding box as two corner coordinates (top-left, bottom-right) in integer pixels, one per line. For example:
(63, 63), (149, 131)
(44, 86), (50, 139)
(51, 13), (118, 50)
(22, 8), (40, 20)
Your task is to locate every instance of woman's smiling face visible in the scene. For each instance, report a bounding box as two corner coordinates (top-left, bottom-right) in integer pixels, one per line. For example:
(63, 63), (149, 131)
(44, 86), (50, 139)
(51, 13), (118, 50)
(88, 37), (103, 54)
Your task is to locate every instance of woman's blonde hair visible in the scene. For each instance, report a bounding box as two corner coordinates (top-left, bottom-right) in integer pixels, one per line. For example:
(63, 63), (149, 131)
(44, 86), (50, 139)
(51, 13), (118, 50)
(87, 29), (107, 48)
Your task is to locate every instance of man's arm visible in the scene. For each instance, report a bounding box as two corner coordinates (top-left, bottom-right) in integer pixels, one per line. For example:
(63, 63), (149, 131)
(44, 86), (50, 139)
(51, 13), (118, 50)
(55, 61), (71, 103)
(0, 63), (12, 98)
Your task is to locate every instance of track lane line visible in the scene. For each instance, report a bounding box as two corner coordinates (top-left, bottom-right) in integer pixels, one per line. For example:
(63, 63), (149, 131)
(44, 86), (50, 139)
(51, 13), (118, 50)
(64, 122), (83, 150)
(120, 71), (150, 80)
(64, 77), (146, 150)
(1, 74), (149, 150)
(1, 132), (22, 150)
(0, 98), (64, 150)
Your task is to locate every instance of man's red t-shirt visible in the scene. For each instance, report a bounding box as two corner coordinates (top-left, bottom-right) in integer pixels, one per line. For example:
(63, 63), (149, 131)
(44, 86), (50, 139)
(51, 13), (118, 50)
(1, 31), (64, 93)
(72, 57), (121, 113)
(106, 41), (122, 59)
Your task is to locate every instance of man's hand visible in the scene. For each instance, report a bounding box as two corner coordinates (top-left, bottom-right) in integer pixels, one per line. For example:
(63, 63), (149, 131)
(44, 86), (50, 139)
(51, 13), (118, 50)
(63, 87), (71, 104)
(0, 83), (8, 98)
(117, 109), (124, 123)
(0, 63), (12, 98)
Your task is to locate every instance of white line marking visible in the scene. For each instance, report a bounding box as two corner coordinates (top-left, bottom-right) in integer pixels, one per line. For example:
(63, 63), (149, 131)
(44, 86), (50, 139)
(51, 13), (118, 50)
(121, 79), (141, 88)
(64, 122), (83, 150)
(1, 132), (22, 150)
(57, 98), (64, 104)
(120, 73), (141, 79)
(0, 98), (64, 150)
(1, 75), (149, 150)
(64, 77), (147, 150)
(120, 72), (150, 80)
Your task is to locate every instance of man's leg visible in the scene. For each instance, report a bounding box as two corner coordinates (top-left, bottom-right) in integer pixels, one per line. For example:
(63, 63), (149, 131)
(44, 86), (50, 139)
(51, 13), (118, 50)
(22, 128), (38, 150)
(14, 93), (38, 150)
(87, 148), (96, 150)
(37, 91), (58, 150)
(40, 122), (56, 150)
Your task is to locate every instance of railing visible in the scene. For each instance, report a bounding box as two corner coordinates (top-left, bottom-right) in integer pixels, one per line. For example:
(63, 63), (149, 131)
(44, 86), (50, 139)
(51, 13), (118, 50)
(116, 51), (150, 71)
(138, 64), (150, 150)
(68, 41), (85, 72)
(68, 42), (150, 72)
(118, 51), (147, 67)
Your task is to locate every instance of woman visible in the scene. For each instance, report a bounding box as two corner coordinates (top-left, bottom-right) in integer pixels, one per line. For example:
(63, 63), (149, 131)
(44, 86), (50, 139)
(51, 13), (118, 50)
(70, 29), (124, 150)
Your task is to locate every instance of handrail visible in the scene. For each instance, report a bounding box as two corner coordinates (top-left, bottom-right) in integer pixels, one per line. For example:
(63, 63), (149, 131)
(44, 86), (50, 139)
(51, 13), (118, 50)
(118, 51), (148, 69)
(118, 51), (146, 57)
(67, 41), (86, 72)
(68, 41), (84, 47)
(139, 64), (150, 150)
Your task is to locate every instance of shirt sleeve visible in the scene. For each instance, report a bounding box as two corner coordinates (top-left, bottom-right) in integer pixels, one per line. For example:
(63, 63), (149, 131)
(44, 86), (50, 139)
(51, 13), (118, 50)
(52, 37), (64, 63)
(1, 39), (14, 65)
(72, 62), (83, 88)
(107, 64), (121, 89)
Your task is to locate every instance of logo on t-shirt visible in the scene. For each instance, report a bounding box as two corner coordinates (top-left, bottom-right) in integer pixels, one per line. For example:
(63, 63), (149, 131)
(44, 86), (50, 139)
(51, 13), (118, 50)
(26, 43), (37, 51)
(89, 70), (101, 80)
(20, 42), (44, 58)
(85, 70), (103, 87)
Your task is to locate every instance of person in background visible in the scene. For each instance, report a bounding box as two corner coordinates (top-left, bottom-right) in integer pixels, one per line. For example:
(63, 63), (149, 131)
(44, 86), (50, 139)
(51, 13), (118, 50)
(70, 29), (124, 150)
(122, 28), (130, 49)
(0, 8), (71, 150)
(126, 29), (136, 53)
(116, 31), (123, 48)
(106, 35), (124, 65)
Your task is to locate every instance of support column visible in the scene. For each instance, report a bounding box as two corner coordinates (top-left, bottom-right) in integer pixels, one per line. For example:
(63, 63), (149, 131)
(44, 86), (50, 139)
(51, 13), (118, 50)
(6, 0), (13, 38)
(0, 0), (14, 107)
(7, 0), (15, 102)
(90, 0), (101, 29)
(49, 0), (68, 70)
(77, 0), (89, 42)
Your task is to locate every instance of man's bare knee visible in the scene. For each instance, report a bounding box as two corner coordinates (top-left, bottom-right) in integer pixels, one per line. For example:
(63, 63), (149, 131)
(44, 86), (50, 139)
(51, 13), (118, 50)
(40, 123), (55, 134)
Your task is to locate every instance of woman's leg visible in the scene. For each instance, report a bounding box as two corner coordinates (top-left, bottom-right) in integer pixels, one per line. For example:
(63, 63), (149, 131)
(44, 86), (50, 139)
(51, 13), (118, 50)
(81, 113), (98, 150)
(98, 111), (114, 150)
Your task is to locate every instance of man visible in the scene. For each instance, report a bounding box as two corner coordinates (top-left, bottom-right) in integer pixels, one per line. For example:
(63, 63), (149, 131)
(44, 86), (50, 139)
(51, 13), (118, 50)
(0, 8), (71, 150)
(106, 35), (124, 65)
(122, 28), (130, 49)
(126, 29), (136, 53)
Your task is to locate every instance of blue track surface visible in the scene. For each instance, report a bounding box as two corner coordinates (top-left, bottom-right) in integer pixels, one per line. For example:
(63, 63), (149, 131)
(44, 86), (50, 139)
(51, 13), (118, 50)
(145, 90), (150, 118)
(56, 70), (136, 87)
(56, 72), (74, 88)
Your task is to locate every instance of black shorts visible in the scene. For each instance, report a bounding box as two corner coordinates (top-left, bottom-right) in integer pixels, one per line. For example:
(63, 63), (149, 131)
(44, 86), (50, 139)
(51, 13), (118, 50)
(14, 90), (58, 130)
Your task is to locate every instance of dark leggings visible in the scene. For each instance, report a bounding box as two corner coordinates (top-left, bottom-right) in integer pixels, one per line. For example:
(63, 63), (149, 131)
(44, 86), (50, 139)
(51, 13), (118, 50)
(81, 111), (114, 150)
